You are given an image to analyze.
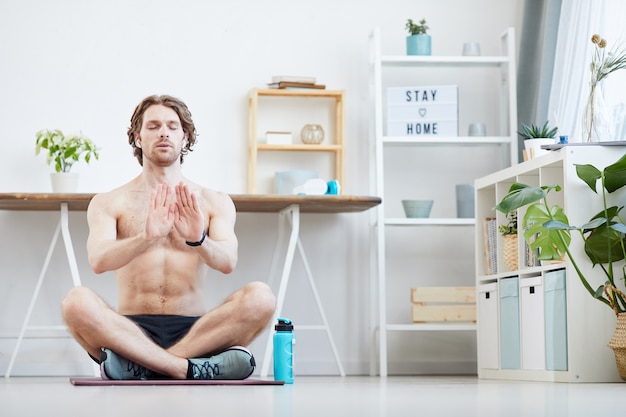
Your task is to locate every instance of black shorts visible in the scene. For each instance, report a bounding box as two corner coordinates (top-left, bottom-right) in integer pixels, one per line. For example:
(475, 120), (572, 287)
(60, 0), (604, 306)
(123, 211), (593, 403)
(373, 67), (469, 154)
(91, 314), (200, 363)
(126, 314), (200, 349)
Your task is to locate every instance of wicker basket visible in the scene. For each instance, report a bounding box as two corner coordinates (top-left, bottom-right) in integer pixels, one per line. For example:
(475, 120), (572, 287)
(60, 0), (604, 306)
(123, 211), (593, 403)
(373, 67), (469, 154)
(502, 234), (518, 271)
(609, 312), (626, 381)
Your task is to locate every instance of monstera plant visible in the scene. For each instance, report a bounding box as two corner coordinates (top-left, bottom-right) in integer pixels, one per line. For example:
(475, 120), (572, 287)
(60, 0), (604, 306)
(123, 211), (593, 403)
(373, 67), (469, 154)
(495, 153), (626, 313)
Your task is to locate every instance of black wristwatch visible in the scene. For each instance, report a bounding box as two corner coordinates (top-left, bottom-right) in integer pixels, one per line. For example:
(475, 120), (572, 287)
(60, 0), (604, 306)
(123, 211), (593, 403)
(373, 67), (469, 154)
(185, 230), (207, 247)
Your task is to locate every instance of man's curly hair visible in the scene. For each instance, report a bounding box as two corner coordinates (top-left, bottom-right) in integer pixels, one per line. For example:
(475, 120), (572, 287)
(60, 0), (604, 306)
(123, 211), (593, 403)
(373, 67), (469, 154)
(127, 95), (198, 166)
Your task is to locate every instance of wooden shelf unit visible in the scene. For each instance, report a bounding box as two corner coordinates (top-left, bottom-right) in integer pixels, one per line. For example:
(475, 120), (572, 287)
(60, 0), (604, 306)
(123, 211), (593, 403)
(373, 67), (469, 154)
(247, 88), (345, 194)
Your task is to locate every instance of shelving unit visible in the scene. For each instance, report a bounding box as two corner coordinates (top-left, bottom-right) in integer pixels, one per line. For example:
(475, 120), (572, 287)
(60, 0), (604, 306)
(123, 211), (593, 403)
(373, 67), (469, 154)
(247, 88), (345, 194)
(370, 27), (518, 377)
(475, 145), (626, 382)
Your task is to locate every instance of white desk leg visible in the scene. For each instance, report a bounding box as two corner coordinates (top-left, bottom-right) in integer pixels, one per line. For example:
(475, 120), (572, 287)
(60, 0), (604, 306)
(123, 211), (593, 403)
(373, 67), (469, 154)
(259, 205), (346, 377)
(5, 219), (62, 378)
(59, 203), (98, 376)
(266, 206), (288, 291)
(60, 203), (81, 287)
(294, 236), (346, 376)
(260, 205), (300, 377)
(4, 203), (85, 378)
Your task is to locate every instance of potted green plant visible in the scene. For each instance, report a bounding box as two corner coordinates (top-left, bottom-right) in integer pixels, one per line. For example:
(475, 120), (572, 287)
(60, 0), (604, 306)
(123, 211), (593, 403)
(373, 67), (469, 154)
(517, 121), (558, 160)
(35, 129), (99, 192)
(498, 211), (518, 271)
(494, 153), (626, 378)
(405, 18), (431, 56)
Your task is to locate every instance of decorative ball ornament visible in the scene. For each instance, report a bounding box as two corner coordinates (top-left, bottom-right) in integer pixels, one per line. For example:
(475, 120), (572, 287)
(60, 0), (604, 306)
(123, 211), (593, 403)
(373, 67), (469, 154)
(300, 124), (324, 144)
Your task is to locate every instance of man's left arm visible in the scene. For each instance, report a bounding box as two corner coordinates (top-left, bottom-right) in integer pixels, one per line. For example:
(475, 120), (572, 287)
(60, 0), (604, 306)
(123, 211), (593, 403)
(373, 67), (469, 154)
(175, 183), (238, 273)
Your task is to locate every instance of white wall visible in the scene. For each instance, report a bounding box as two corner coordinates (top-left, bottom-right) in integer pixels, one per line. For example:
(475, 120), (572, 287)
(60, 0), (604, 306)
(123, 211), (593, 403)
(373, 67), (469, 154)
(0, 0), (521, 376)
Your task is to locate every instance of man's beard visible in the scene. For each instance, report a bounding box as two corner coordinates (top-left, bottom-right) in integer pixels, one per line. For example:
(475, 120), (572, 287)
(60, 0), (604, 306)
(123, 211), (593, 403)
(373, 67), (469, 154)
(145, 150), (179, 167)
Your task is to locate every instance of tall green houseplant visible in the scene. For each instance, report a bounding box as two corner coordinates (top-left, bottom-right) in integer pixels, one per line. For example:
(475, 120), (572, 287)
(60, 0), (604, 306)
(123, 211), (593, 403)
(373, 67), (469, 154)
(494, 153), (626, 313)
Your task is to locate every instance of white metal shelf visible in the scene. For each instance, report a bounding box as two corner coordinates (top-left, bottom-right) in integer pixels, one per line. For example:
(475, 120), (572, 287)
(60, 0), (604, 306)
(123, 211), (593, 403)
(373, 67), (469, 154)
(384, 218), (474, 226)
(381, 136), (514, 145)
(370, 26), (518, 377)
(380, 55), (510, 67)
(386, 323), (477, 332)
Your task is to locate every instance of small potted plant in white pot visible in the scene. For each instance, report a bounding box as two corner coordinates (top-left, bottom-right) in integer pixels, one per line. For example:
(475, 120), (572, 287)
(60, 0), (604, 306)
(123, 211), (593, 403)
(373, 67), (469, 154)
(405, 18), (431, 56)
(517, 121), (558, 160)
(35, 129), (99, 193)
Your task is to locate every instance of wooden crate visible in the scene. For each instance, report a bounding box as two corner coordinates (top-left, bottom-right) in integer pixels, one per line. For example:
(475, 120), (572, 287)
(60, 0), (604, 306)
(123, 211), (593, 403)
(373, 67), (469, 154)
(411, 286), (477, 323)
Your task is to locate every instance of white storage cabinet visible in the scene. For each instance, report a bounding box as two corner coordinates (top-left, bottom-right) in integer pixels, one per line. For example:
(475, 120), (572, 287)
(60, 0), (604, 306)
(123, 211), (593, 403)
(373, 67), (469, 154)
(475, 145), (626, 382)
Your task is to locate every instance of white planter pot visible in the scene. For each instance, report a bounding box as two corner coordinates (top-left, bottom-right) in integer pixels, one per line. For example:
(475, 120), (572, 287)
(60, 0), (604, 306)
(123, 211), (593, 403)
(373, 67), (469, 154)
(524, 138), (555, 160)
(50, 172), (79, 193)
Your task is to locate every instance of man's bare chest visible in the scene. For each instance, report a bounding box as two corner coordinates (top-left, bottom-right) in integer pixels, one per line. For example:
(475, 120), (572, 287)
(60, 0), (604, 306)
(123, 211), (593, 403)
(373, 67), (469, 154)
(115, 200), (150, 238)
(115, 203), (182, 243)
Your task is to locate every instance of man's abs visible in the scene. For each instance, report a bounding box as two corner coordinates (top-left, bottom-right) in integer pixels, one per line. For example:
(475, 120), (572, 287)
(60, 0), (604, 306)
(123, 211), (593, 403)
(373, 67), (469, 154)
(115, 249), (207, 316)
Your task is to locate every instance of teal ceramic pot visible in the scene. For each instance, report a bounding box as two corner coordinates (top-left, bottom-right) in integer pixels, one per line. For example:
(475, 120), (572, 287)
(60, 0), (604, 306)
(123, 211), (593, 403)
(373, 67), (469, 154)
(406, 34), (432, 56)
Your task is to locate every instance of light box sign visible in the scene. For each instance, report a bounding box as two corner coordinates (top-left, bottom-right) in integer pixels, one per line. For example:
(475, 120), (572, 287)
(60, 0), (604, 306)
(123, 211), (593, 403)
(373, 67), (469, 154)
(386, 85), (458, 137)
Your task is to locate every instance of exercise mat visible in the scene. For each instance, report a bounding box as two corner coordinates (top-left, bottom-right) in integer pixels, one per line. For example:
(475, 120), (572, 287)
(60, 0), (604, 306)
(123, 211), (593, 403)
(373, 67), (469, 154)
(70, 377), (284, 386)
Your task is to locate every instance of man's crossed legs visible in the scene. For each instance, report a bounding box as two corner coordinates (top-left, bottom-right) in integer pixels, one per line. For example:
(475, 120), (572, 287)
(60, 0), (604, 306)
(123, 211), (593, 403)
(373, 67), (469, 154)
(61, 282), (276, 380)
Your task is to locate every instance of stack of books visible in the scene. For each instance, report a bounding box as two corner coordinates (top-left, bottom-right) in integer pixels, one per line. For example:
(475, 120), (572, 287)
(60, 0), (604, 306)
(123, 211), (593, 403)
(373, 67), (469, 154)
(483, 218), (498, 275)
(267, 75), (325, 90)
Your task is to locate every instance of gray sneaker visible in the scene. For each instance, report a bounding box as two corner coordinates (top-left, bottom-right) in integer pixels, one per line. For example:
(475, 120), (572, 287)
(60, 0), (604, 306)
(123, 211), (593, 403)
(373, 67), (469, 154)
(189, 346), (255, 380)
(100, 348), (157, 380)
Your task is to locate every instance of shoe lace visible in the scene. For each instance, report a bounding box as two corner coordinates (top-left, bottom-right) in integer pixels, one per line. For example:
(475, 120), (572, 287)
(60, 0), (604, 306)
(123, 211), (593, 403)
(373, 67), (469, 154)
(126, 360), (153, 379)
(192, 360), (219, 379)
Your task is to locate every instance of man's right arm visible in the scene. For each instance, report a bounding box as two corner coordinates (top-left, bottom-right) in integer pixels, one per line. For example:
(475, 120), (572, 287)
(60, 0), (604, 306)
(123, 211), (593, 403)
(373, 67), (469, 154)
(86, 193), (155, 274)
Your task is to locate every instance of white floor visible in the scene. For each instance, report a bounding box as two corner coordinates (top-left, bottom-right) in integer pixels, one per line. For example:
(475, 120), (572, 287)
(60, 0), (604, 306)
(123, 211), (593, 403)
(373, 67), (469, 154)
(0, 375), (623, 417)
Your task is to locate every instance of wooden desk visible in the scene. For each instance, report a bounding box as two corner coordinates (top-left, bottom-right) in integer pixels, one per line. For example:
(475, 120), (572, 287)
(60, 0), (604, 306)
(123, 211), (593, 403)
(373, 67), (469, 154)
(0, 193), (380, 378)
(0, 193), (380, 213)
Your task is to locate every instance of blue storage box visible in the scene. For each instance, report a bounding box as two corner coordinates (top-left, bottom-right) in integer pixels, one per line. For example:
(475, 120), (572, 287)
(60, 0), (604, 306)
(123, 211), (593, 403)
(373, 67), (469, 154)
(544, 269), (568, 371)
(499, 277), (520, 369)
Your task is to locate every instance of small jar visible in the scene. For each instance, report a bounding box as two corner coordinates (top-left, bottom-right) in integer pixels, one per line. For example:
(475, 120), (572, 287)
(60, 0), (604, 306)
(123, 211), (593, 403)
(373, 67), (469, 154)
(300, 124), (324, 144)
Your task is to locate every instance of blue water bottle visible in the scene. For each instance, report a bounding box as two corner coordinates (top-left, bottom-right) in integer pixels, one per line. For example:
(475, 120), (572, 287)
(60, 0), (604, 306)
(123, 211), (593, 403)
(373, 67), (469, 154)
(273, 317), (294, 383)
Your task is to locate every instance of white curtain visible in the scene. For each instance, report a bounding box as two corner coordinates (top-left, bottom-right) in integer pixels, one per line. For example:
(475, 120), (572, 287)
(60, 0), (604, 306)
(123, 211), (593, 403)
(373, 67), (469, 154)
(548, 0), (626, 142)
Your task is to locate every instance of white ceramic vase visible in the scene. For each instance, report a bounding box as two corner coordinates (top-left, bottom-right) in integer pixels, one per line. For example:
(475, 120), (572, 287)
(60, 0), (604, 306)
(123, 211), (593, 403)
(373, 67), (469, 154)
(50, 172), (79, 193)
(524, 138), (555, 160)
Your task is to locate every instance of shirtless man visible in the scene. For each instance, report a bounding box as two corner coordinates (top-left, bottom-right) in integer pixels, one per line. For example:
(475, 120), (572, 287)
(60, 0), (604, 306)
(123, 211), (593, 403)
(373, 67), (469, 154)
(61, 94), (276, 380)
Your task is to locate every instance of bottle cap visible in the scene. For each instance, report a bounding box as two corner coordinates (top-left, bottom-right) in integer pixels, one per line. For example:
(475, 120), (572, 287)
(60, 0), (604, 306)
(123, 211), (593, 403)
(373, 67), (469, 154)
(275, 317), (294, 331)
(326, 180), (340, 195)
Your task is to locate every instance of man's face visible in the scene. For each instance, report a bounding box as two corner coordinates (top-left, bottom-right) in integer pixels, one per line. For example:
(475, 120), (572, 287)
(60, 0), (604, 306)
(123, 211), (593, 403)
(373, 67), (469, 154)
(137, 104), (188, 167)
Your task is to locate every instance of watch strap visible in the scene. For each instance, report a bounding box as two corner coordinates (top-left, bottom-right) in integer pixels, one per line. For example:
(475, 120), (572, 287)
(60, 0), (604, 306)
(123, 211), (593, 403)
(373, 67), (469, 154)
(185, 230), (207, 247)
